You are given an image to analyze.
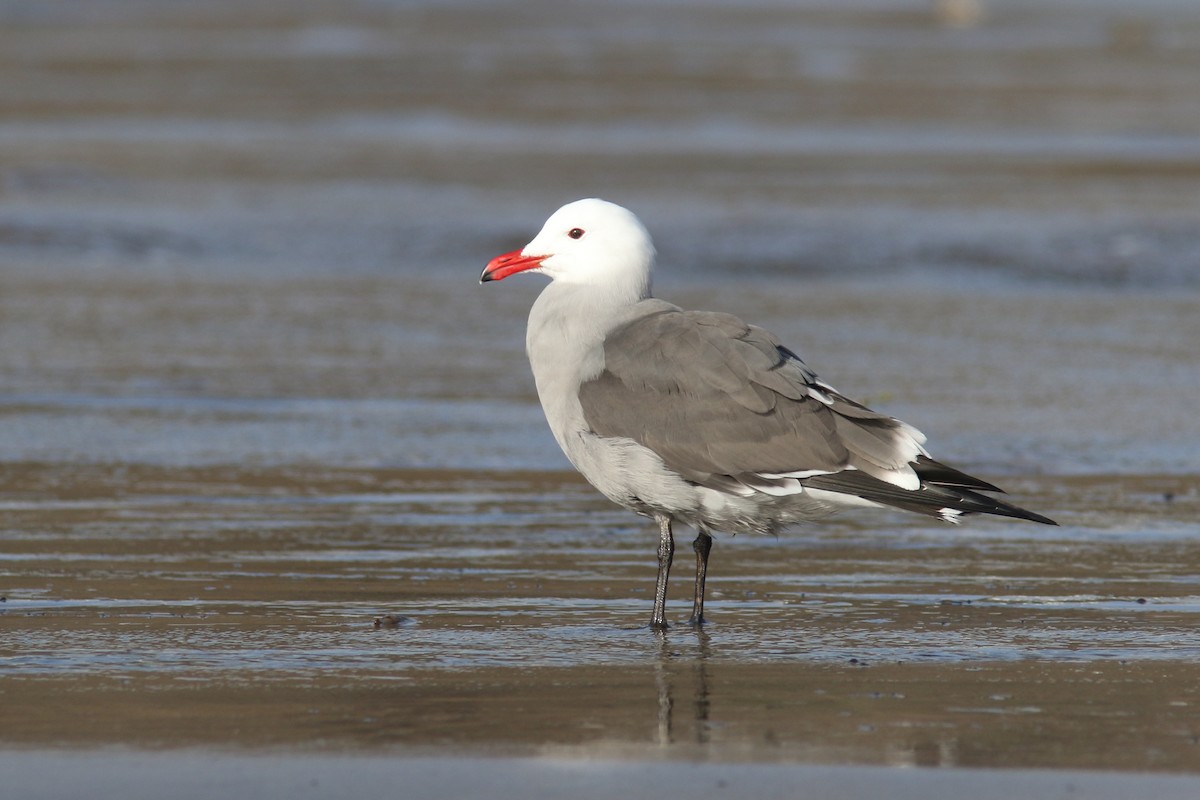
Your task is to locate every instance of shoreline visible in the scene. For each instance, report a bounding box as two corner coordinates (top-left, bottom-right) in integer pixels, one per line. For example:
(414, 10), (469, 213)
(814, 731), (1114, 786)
(4, 752), (1200, 800)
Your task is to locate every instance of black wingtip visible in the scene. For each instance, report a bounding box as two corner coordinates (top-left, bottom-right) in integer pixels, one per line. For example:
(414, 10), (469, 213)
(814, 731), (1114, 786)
(914, 456), (1004, 493)
(805, 470), (1057, 526)
(912, 457), (1056, 525)
(1027, 510), (1059, 526)
(967, 490), (1058, 526)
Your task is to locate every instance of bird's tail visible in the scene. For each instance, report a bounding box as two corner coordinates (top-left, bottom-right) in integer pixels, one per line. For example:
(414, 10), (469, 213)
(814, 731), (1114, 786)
(803, 456), (1057, 525)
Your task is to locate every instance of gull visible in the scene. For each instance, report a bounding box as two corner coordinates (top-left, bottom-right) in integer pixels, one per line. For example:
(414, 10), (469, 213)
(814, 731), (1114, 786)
(481, 199), (1055, 629)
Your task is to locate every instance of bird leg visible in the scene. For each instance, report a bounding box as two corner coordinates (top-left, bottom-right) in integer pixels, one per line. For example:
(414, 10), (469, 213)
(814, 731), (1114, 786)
(651, 516), (674, 629)
(688, 529), (713, 626)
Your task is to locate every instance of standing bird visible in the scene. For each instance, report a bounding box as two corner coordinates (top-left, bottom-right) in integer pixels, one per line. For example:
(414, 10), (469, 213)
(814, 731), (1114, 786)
(481, 199), (1055, 629)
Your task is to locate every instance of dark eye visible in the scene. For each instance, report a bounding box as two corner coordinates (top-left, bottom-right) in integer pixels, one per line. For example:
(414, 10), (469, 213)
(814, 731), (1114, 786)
(567, 228), (585, 239)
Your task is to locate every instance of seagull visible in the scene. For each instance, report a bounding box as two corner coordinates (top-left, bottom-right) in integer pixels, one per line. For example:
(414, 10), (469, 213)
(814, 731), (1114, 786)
(481, 198), (1055, 629)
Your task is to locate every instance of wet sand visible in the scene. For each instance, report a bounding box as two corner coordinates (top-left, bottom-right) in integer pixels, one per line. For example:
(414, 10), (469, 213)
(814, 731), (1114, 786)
(3, 0), (1200, 794)
(8, 753), (1200, 800)
(3, 463), (1199, 772)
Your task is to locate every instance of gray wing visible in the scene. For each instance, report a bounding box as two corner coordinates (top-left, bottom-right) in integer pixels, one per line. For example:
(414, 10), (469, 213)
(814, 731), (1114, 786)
(576, 308), (928, 490)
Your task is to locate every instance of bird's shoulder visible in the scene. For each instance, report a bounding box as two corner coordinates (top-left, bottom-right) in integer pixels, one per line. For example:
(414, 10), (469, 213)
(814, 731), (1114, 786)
(598, 306), (822, 409)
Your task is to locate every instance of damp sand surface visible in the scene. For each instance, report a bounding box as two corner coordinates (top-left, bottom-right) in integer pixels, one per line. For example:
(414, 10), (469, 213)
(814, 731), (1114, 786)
(3, 278), (1199, 776)
(2, 458), (1200, 794)
(3, 0), (1200, 795)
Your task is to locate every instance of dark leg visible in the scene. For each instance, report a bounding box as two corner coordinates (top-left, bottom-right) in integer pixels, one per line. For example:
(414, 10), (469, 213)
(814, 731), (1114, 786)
(651, 516), (674, 630)
(688, 529), (713, 626)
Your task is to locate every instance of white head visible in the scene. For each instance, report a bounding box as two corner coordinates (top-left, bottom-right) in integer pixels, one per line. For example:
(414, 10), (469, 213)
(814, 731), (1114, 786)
(481, 199), (655, 300)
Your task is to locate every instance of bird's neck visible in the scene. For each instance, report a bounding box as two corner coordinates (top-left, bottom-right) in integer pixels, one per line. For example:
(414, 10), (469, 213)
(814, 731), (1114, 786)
(524, 281), (672, 461)
(526, 280), (665, 386)
(528, 283), (610, 368)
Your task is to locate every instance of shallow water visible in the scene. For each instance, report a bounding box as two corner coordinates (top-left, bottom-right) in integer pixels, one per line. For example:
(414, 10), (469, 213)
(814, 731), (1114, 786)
(2, 0), (1200, 779)
(3, 461), (1199, 768)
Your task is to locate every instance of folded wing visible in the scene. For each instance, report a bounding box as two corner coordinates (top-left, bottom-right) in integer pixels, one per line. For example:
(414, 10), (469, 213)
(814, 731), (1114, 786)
(577, 308), (1054, 525)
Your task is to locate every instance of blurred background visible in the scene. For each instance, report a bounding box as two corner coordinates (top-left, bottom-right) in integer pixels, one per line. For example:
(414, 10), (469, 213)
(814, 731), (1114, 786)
(1, 0), (1198, 471)
(2, 0), (1200, 770)
(2, 0), (1198, 466)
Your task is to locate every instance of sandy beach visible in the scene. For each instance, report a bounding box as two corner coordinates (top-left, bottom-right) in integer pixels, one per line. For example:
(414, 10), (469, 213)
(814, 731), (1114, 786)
(2, 0), (1199, 794)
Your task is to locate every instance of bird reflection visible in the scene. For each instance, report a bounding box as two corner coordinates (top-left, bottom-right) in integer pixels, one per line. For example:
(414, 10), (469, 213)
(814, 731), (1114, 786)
(652, 626), (712, 747)
(646, 627), (961, 767)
